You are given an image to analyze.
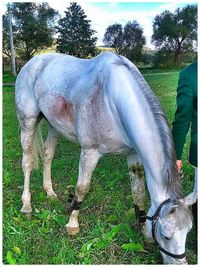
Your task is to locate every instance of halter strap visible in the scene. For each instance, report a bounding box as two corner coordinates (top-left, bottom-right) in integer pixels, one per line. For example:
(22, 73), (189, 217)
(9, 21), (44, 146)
(146, 198), (171, 222)
(145, 199), (186, 260)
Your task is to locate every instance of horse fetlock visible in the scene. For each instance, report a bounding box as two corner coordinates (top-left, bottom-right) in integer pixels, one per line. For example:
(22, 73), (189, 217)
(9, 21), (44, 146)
(46, 189), (57, 198)
(22, 192), (31, 202)
(21, 192), (32, 211)
(132, 195), (145, 210)
(43, 183), (57, 197)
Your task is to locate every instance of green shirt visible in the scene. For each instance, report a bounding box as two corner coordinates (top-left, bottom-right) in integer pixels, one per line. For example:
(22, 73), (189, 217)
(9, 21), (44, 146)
(172, 62), (197, 167)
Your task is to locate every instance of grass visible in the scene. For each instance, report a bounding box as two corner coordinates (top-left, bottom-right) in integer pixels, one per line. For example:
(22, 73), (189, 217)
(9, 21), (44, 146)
(3, 71), (197, 264)
(140, 68), (181, 74)
(3, 72), (16, 83)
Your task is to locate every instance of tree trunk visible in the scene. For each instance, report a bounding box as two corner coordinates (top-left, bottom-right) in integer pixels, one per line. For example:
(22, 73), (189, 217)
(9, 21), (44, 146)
(8, 5), (17, 76)
(174, 41), (182, 66)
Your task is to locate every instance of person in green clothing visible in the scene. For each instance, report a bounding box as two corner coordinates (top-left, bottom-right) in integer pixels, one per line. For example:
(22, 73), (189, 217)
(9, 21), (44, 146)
(172, 61), (197, 232)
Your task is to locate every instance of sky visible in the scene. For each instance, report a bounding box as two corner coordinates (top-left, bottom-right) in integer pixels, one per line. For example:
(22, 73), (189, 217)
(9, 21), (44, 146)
(1, 1), (197, 49)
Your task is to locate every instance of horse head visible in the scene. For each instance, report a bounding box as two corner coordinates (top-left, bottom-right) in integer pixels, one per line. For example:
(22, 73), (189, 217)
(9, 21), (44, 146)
(145, 192), (196, 264)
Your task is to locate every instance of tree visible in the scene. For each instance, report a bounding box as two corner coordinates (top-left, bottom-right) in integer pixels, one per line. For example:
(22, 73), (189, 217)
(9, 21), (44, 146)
(3, 11), (18, 73)
(10, 3), (58, 60)
(3, 13), (11, 58)
(56, 2), (97, 57)
(152, 5), (197, 65)
(122, 21), (146, 61)
(103, 21), (146, 62)
(8, 4), (17, 76)
(103, 24), (123, 53)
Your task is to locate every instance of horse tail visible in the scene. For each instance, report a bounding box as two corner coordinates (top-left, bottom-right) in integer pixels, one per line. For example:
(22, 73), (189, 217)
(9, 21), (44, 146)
(32, 120), (44, 169)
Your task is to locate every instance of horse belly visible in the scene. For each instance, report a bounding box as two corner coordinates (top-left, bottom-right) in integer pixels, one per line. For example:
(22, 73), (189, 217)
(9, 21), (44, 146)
(98, 131), (131, 155)
(79, 115), (131, 154)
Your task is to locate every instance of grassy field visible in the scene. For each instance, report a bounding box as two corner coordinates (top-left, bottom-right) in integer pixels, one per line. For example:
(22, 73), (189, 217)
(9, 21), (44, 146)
(3, 70), (197, 264)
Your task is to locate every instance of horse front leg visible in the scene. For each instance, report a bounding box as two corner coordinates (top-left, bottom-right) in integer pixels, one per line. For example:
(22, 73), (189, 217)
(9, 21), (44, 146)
(66, 148), (102, 235)
(127, 154), (147, 235)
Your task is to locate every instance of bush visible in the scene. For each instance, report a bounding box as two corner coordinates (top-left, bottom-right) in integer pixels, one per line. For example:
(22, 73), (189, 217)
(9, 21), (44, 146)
(182, 52), (197, 64)
(153, 49), (175, 68)
(141, 52), (156, 65)
(153, 49), (197, 68)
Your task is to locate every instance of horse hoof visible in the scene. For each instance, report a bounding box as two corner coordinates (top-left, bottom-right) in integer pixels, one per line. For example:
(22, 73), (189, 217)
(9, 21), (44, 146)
(66, 226), (80, 235)
(20, 206), (32, 214)
(47, 191), (57, 198)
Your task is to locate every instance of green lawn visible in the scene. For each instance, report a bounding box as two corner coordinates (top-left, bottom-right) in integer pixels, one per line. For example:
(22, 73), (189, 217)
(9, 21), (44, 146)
(3, 71), (197, 264)
(3, 72), (16, 83)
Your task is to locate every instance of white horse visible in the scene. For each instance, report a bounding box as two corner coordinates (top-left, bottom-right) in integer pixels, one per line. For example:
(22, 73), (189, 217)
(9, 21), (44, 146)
(15, 52), (196, 264)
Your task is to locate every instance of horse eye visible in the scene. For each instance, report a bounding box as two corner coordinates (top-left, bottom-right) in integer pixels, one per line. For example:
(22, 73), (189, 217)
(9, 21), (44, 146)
(161, 234), (170, 240)
(169, 207), (176, 214)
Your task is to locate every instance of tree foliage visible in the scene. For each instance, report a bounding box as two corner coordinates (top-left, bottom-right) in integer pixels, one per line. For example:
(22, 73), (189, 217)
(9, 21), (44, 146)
(103, 24), (123, 53)
(4, 3), (58, 61)
(56, 2), (97, 57)
(152, 4), (197, 65)
(103, 21), (145, 62)
(3, 13), (12, 58)
(122, 21), (146, 61)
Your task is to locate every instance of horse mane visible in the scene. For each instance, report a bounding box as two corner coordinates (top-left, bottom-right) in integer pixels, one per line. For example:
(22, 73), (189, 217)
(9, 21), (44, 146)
(114, 54), (183, 200)
(176, 202), (192, 229)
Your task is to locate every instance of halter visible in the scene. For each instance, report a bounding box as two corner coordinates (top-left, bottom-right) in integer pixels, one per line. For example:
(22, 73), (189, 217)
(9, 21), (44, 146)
(144, 199), (186, 260)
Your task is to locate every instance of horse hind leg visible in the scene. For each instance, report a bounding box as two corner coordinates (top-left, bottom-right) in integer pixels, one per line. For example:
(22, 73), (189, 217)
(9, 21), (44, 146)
(43, 125), (58, 197)
(20, 115), (42, 213)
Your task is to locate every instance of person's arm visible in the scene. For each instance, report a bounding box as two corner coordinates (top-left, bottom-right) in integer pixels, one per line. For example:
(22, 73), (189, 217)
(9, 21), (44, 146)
(172, 71), (193, 170)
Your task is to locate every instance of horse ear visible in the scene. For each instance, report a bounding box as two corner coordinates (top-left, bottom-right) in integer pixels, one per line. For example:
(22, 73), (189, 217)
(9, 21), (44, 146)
(179, 191), (197, 206)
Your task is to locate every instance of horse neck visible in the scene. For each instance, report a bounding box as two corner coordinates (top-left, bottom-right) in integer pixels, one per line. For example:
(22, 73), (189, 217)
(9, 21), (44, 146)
(109, 65), (175, 208)
(145, 169), (172, 209)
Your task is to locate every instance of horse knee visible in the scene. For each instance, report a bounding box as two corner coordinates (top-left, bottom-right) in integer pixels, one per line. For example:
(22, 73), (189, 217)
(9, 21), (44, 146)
(129, 163), (144, 179)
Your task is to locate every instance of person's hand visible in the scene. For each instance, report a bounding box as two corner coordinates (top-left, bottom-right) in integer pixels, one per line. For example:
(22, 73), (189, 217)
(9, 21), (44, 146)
(176, 160), (183, 173)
